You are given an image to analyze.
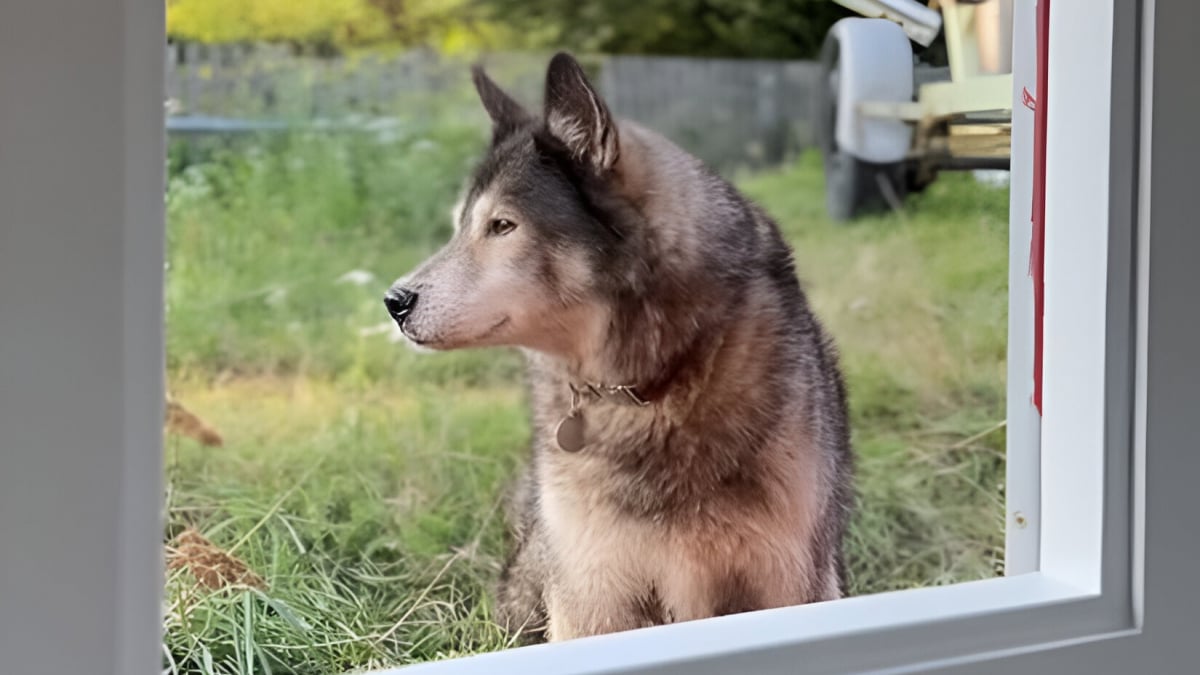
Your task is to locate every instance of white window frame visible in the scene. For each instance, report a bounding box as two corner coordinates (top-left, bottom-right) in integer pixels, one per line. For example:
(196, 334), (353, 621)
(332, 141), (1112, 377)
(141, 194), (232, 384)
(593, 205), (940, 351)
(1002, 0), (1041, 577)
(9, 0), (1200, 673)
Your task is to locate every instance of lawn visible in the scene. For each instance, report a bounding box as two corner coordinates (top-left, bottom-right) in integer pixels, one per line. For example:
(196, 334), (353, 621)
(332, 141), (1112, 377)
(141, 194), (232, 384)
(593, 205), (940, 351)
(163, 127), (1009, 674)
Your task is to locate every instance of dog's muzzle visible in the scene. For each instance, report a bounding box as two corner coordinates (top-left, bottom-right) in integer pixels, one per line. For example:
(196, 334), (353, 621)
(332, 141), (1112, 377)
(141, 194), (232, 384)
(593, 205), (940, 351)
(384, 287), (419, 326)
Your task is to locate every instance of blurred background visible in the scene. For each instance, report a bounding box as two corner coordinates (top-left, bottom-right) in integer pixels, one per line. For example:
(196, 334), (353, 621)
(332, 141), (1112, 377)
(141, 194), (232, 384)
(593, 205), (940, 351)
(165, 1), (857, 169)
(162, 2), (1008, 673)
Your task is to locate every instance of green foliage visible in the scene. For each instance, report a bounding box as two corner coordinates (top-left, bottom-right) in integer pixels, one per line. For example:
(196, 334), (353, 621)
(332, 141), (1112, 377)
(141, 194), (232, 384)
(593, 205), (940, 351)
(166, 0), (851, 59)
(168, 0), (377, 46)
(166, 0), (514, 54)
(475, 0), (851, 59)
(165, 138), (1009, 672)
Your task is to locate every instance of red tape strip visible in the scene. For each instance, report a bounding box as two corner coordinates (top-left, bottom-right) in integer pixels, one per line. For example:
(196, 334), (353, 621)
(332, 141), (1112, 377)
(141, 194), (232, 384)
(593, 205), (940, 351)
(1031, 0), (1050, 415)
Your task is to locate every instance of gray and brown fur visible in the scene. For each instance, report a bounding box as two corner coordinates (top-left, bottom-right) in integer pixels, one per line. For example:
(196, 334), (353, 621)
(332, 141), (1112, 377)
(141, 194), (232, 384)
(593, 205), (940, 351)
(385, 53), (853, 643)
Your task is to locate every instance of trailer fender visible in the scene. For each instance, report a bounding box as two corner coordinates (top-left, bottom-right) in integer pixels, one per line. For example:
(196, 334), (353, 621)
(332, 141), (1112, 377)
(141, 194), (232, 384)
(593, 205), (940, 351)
(828, 18), (915, 163)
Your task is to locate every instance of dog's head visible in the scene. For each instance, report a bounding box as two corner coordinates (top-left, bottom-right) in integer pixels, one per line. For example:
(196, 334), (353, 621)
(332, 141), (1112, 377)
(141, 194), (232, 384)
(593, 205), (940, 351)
(385, 53), (634, 358)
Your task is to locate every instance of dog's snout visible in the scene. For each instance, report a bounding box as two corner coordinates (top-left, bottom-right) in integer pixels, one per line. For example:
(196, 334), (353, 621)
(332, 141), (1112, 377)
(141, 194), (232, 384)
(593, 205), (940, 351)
(384, 287), (419, 324)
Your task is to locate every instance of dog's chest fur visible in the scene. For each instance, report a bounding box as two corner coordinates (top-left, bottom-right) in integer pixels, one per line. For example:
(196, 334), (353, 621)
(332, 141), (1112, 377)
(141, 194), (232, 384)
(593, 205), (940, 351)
(519, 321), (836, 628)
(533, 401), (828, 627)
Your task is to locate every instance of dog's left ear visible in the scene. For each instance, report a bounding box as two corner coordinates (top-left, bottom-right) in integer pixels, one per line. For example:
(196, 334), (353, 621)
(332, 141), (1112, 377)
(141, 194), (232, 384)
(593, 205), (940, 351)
(473, 64), (532, 141)
(544, 52), (619, 172)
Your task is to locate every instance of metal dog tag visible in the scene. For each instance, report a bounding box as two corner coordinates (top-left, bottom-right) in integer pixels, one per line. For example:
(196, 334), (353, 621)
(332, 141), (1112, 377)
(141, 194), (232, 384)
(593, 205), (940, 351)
(555, 412), (586, 453)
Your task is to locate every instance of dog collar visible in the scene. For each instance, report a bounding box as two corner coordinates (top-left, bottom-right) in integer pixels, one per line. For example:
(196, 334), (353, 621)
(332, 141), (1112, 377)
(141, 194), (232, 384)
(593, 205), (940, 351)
(555, 381), (649, 453)
(571, 382), (650, 407)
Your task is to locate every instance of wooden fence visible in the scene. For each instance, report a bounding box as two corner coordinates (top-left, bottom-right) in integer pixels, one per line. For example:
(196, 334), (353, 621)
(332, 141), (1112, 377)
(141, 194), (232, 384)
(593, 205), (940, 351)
(165, 43), (821, 169)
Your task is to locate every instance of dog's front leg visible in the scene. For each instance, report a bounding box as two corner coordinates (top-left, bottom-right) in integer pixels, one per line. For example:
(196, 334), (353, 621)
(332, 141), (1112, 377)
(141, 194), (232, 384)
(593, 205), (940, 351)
(494, 538), (550, 644)
(544, 575), (661, 641)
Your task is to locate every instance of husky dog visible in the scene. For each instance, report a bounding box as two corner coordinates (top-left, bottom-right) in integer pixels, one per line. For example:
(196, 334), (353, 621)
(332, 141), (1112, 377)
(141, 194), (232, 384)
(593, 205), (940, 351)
(384, 53), (853, 643)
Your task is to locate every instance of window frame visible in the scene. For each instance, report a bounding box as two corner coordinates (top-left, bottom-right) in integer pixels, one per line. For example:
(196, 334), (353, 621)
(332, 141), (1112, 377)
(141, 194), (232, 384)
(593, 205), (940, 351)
(1002, 0), (1041, 578)
(3, 0), (1179, 673)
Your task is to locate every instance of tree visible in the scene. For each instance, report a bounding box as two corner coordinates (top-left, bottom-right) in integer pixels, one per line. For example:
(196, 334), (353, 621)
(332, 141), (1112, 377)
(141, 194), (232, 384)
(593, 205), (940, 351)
(166, 0), (856, 59)
(166, 0), (511, 54)
(472, 0), (852, 60)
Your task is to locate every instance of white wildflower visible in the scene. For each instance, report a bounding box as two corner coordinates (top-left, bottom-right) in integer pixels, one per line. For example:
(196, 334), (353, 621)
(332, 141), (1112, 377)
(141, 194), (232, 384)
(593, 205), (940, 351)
(336, 269), (376, 287)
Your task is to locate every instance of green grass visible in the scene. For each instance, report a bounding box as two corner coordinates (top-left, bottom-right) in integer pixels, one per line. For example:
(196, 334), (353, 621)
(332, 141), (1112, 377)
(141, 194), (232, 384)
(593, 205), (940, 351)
(163, 134), (1009, 674)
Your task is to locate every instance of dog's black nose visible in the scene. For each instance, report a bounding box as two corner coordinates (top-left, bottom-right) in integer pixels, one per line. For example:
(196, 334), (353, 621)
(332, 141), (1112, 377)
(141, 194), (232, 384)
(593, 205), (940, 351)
(384, 288), (418, 324)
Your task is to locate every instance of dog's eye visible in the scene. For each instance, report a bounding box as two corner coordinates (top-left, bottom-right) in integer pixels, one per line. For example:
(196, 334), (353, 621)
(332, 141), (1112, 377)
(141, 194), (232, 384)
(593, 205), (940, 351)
(488, 218), (517, 236)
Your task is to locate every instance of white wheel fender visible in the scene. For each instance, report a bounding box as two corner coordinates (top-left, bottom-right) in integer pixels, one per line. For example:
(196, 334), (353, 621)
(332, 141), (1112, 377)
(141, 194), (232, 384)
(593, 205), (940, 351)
(830, 18), (915, 163)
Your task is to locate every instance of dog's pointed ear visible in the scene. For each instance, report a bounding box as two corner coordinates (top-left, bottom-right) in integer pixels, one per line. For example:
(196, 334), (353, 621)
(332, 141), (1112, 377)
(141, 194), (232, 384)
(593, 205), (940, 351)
(543, 52), (619, 171)
(472, 64), (531, 140)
